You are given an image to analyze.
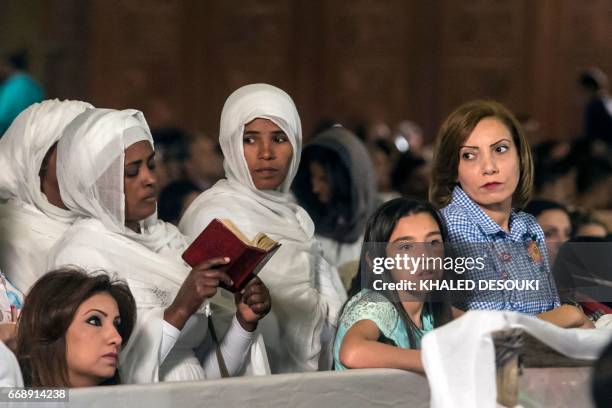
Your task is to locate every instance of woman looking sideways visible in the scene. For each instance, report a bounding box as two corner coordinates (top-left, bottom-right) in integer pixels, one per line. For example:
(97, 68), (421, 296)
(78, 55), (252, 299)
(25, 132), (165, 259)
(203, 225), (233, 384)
(429, 100), (592, 328)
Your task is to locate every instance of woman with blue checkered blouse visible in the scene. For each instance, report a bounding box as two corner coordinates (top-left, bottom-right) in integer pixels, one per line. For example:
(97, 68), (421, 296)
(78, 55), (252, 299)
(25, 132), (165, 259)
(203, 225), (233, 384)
(429, 100), (593, 328)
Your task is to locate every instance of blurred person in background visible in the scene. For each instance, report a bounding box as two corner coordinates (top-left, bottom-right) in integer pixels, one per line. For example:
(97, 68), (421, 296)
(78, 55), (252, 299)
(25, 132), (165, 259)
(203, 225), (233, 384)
(524, 199), (572, 265)
(367, 139), (401, 202)
(184, 133), (225, 191)
(0, 50), (44, 136)
(394, 120), (433, 161)
(391, 152), (429, 200)
(157, 180), (201, 226)
(151, 127), (189, 192)
(571, 208), (609, 239)
(532, 140), (577, 205)
(578, 68), (612, 149)
(293, 125), (379, 288)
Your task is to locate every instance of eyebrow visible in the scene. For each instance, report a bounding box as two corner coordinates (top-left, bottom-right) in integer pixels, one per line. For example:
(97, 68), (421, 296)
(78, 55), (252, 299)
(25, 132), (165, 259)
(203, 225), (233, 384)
(391, 231), (441, 242)
(85, 308), (108, 317)
(125, 152), (155, 167)
(460, 138), (511, 149)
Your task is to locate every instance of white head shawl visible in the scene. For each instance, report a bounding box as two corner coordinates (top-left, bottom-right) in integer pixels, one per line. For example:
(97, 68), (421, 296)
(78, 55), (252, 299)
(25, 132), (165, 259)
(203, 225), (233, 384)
(180, 84), (345, 373)
(51, 108), (194, 382)
(220, 83), (302, 199)
(56, 109), (162, 237)
(0, 99), (93, 222)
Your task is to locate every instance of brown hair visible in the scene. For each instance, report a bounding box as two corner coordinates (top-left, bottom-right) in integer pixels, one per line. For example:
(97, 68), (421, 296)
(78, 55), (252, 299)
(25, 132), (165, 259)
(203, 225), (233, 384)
(429, 100), (534, 209)
(16, 267), (136, 387)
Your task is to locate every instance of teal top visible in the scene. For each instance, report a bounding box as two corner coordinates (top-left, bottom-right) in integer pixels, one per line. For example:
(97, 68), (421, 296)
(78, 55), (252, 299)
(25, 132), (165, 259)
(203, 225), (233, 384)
(333, 289), (434, 371)
(0, 271), (23, 323)
(0, 73), (44, 136)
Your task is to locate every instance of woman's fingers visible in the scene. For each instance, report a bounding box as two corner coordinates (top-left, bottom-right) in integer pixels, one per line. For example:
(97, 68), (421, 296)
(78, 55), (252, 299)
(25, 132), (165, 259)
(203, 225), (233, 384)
(200, 270), (233, 287)
(244, 293), (267, 305)
(195, 257), (230, 270)
(248, 301), (271, 315)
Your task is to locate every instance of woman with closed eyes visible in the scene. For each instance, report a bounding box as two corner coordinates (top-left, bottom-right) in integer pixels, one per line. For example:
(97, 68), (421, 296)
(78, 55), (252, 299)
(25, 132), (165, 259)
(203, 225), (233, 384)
(47, 108), (271, 383)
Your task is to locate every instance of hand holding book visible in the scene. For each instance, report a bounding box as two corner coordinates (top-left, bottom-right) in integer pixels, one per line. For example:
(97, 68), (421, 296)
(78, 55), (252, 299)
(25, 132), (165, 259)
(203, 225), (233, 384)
(163, 257), (233, 330)
(182, 219), (281, 293)
(235, 277), (272, 332)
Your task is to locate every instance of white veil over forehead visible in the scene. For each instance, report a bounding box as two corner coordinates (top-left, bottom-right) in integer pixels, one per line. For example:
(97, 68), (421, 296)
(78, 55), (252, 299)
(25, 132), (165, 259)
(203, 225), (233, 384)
(0, 99), (93, 292)
(0, 99), (93, 221)
(57, 108), (154, 234)
(220, 83), (302, 199)
(49, 107), (269, 383)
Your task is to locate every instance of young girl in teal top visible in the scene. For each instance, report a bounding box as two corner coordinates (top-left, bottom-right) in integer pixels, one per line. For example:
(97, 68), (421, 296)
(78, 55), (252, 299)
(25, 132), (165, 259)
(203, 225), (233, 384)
(334, 198), (462, 373)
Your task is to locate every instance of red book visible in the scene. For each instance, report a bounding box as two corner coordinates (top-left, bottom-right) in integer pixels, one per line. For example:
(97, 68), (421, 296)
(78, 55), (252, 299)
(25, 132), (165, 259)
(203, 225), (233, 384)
(182, 218), (281, 293)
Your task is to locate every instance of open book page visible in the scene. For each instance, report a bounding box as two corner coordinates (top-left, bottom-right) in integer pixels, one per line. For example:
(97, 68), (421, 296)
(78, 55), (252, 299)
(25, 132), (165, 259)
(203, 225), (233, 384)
(252, 233), (278, 251)
(220, 219), (252, 245)
(221, 219), (278, 251)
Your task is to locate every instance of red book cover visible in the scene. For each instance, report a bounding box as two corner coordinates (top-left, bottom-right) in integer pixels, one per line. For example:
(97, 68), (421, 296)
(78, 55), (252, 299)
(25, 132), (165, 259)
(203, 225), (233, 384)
(182, 219), (280, 293)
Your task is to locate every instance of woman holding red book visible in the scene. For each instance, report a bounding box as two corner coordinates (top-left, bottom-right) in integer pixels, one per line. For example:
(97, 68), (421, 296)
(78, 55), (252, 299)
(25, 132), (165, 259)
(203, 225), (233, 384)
(180, 84), (347, 373)
(47, 108), (271, 383)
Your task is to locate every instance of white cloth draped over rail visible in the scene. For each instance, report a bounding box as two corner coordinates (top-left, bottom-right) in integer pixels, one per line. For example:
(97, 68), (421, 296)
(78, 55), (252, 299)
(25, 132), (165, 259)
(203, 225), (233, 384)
(47, 108), (268, 383)
(421, 310), (612, 408)
(0, 99), (92, 293)
(180, 84), (346, 373)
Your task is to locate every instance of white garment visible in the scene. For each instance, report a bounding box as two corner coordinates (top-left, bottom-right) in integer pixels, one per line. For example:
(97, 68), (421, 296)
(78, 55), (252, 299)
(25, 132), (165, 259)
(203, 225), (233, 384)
(180, 84), (346, 373)
(316, 234), (363, 270)
(0, 340), (23, 387)
(0, 99), (92, 292)
(160, 315), (255, 381)
(421, 310), (612, 408)
(48, 108), (268, 383)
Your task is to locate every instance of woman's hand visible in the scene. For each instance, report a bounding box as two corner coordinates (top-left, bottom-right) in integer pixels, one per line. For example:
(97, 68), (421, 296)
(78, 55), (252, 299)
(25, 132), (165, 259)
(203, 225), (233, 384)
(235, 277), (271, 332)
(0, 305), (18, 352)
(164, 257), (232, 330)
(537, 304), (594, 328)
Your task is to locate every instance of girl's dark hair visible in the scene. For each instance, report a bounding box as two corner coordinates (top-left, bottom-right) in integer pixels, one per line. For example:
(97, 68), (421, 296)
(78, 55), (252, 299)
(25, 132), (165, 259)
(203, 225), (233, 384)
(348, 198), (453, 348)
(293, 146), (352, 231)
(16, 267), (136, 387)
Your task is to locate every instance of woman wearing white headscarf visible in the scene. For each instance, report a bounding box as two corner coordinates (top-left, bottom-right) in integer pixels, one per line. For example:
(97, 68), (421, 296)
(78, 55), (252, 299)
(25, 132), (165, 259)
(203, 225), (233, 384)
(47, 108), (271, 383)
(0, 99), (93, 293)
(179, 83), (347, 373)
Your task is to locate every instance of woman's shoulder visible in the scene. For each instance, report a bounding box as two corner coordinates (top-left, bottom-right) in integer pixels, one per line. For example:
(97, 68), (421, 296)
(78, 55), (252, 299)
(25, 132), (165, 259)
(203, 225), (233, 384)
(341, 290), (399, 337)
(513, 210), (540, 228)
(439, 204), (484, 242)
(47, 219), (119, 267)
(179, 185), (256, 237)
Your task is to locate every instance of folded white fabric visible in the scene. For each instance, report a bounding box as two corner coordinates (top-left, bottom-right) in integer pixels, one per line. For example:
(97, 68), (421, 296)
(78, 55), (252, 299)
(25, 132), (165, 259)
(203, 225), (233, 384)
(0, 340), (23, 386)
(421, 310), (612, 408)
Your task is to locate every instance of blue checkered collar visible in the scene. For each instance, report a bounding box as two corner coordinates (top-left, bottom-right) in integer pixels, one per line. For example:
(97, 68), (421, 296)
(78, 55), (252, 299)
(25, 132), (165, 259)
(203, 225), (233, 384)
(450, 186), (529, 240)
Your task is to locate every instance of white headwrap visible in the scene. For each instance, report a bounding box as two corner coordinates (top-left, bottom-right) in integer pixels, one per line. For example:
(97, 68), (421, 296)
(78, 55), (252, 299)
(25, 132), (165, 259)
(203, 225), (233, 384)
(220, 83), (302, 196)
(49, 108), (189, 382)
(0, 99), (93, 292)
(0, 99), (93, 220)
(180, 84), (346, 373)
(49, 108), (266, 383)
